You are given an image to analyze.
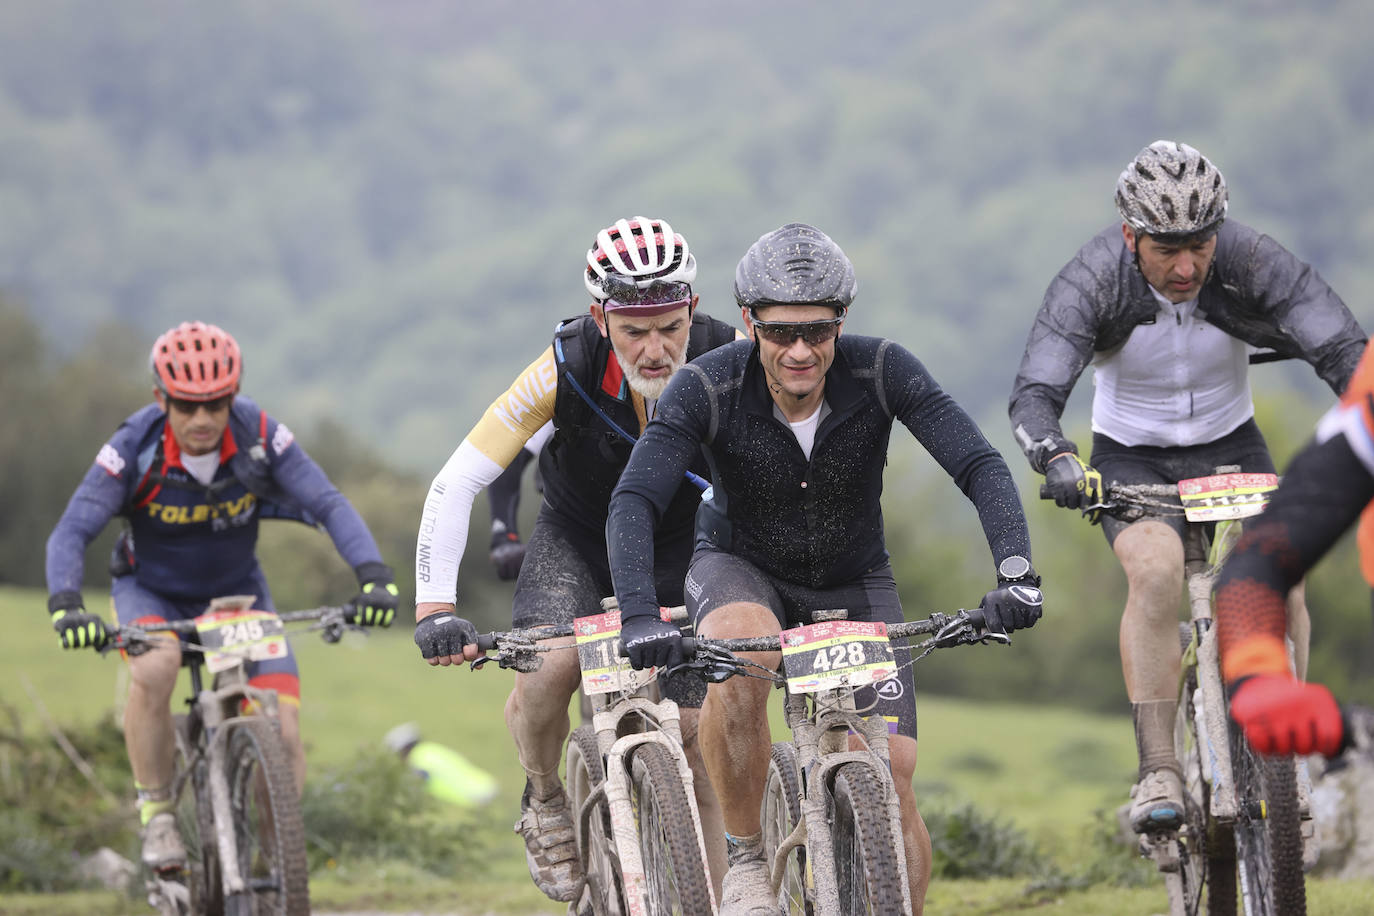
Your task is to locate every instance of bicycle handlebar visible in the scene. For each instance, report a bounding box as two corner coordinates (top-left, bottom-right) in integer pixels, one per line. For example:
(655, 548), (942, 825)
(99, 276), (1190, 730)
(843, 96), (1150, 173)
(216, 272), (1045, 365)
(673, 607), (990, 656)
(1039, 481), (1184, 521)
(104, 605), (357, 655)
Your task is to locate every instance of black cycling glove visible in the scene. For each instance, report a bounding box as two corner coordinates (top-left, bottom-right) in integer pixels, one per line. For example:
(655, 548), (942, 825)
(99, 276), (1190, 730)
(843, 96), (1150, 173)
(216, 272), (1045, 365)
(414, 611), (479, 660)
(621, 614), (683, 671)
(49, 592), (108, 651)
(979, 557), (1044, 634)
(350, 562), (399, 627)
(488, 531), (526, 581)
(1044, 452), (1104, 522)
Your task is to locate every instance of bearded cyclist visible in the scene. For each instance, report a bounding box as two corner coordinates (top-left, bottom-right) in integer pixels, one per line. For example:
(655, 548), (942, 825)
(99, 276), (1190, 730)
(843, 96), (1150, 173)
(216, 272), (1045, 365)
(608, 222), (1041, 916)
(1009, 140), (1366, 834)
(44, 321), (397, 874)
(1216, 335), (1374, 757)
(412, 217), (740, 902)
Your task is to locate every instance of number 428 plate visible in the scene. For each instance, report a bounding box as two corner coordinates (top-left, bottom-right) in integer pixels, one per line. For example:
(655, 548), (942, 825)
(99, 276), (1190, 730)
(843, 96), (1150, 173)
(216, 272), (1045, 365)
(780, 620), (896, 694)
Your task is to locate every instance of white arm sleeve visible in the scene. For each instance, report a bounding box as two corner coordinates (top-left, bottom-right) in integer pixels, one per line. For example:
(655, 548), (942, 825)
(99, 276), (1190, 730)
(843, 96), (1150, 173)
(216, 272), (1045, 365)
(414, 439), (505, 604)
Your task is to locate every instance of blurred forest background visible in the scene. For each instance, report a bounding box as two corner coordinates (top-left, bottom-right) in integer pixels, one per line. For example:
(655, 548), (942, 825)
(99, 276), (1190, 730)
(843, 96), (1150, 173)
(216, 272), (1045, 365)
(3, 0), (1373, 709)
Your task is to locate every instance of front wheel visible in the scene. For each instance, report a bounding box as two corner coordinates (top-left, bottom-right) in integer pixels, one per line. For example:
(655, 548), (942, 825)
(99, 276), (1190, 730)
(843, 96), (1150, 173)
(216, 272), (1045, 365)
(762, 742), (809, 914)
(222, 717), (309, 916)
(566, 725), (624, 916)
(830, 762), (906, 914)
(629, 743), (714, 915)
(1230, 722), (1306, 916)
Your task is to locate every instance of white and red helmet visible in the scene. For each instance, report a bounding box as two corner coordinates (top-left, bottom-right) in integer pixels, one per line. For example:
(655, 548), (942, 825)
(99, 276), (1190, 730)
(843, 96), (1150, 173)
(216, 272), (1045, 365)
(584, 216), (697, 315)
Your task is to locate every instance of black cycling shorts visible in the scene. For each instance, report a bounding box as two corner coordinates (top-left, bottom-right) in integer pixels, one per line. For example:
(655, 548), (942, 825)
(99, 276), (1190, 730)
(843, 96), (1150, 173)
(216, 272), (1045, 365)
(512, 506), (702, 707)
(1091, 418), (1276, 547)
(685, 547), (918, 741)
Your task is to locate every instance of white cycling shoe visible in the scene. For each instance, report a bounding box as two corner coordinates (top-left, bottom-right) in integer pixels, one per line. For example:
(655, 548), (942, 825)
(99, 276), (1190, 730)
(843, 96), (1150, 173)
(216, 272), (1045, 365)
(1129, 768), (1185, 833)
(719, 843), (780, 916)
(141, 812), (187, 873)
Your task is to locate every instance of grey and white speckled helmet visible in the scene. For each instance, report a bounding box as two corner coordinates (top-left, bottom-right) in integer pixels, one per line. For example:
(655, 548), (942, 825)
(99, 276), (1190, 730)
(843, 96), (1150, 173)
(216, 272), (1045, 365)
(1115, 141), (1228, 237)
(734, 223), (858, 310)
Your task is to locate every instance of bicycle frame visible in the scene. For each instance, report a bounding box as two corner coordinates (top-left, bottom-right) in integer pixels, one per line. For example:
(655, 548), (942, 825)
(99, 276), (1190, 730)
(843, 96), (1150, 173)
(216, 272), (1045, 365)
(1100, 472), (1310, 915)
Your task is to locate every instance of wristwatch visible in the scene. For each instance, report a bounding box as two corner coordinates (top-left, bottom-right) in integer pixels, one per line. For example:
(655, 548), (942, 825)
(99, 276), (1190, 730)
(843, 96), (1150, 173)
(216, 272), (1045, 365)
(997, 555), (1040, 586)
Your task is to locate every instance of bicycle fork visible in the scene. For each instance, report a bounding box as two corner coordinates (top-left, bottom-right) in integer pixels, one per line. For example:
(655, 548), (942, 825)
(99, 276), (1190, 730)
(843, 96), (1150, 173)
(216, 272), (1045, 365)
(594, 696), (718, 916)
(199, 682), (282, 903)
(791, 697), (913, 915)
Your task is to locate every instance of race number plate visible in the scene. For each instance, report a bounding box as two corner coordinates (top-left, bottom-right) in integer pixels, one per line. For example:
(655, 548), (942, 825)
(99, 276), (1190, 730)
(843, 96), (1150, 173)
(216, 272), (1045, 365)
(780, 620), (897, 694)
(195, 608), (287, 673)
(1178, 472), (1278, 522)
(574, 609), (672, 695)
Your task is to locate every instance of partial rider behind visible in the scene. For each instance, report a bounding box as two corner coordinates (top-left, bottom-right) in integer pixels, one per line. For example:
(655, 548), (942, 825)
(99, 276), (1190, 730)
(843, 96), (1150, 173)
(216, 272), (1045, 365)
(412, 217), (740, 902)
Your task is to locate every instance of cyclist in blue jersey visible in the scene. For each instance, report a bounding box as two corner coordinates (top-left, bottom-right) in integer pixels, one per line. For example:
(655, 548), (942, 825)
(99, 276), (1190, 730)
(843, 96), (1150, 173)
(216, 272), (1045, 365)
(45, 321), (397, 874)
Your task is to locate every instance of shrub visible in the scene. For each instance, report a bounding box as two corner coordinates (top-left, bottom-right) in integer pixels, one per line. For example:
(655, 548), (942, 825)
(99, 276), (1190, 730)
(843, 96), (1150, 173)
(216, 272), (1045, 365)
(299, 747), (493, 876)
(925, 800), (1045, 878)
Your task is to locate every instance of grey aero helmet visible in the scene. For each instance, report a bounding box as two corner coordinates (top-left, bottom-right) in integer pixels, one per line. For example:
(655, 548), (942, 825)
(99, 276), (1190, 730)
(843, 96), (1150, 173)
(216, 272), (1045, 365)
(734, 223), (858, 310)
(1115, 141), (1228, 237)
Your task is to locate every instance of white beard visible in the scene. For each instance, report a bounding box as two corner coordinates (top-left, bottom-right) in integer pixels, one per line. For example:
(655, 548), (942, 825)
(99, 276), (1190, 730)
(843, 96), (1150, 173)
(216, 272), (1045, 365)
(616, 348), (684, 400)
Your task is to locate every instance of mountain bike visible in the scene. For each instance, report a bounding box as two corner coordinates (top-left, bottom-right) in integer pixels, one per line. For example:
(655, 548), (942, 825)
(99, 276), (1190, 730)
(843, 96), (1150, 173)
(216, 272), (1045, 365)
(103, 597), (355, 916)
(474, 601), (716, 916)
(1052, 468), (1308, 916)
(674, 606), (1007, 915)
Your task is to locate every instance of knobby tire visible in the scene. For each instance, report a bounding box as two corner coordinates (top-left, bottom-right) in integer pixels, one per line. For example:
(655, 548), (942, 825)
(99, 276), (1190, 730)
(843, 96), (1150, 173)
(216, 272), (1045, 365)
(831, 763), (906, 914)
(224, 717), (309, 916)
(629, 742), (714, 916)
(566, 724), (624, 916)
(1174, 622), (1236, 916)
(173, 713), (222, 916)
(1230, 721), (1306, 916)
(762, 742), (810, 915)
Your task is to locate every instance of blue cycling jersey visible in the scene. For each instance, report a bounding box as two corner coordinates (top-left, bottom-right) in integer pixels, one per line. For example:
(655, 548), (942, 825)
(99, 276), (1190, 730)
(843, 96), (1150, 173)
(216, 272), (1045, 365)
(46, 396), (383, 604)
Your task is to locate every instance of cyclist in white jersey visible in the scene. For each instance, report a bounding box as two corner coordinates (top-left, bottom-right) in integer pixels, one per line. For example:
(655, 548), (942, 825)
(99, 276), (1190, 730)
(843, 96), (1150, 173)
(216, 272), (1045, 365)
(1008, 140), (1366, 832)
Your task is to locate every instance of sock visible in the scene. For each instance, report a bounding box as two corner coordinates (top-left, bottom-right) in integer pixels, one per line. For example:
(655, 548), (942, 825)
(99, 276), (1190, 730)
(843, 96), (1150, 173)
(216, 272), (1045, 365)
(725, 831), (763, 865)
(136, 783), (174, 825)
(1132, 700), (1182, 781)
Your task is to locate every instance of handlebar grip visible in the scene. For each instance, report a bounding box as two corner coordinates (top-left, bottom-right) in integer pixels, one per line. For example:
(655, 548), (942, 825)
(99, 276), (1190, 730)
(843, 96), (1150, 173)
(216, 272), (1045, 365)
(1039, 483), (1051, 500)
(476, 633), (497, 653)
(680, 637), (698, 656)
(966, 607), (987, 630)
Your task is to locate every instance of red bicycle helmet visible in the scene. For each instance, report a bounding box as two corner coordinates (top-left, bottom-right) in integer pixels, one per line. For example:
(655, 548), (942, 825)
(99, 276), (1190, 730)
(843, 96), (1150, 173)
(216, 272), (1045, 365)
(149, 321), (242, 400)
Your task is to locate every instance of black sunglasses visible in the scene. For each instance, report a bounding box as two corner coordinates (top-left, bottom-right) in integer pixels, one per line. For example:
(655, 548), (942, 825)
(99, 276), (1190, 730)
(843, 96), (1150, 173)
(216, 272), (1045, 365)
(166, 394), (234, 414)
(749, 312), (845, 346)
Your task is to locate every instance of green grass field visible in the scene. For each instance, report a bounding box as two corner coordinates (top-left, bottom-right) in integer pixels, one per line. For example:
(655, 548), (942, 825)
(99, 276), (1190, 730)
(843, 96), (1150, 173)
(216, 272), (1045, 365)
(5, 584), (1372, 914)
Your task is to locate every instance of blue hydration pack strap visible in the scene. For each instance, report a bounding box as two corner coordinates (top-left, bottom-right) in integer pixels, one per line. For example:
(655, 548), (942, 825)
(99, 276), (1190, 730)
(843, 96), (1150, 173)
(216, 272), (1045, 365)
(562, 370), (709, 492)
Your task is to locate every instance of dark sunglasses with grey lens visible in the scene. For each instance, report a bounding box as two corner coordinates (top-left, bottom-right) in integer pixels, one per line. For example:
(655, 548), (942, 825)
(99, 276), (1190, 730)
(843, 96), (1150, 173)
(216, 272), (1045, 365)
(166, 394), (234, 414)
(749, 313), (844, 346)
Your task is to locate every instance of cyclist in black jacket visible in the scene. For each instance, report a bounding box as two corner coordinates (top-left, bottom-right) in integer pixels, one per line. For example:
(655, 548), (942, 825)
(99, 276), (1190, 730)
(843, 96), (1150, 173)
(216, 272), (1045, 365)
(608, 223), (1040, 916)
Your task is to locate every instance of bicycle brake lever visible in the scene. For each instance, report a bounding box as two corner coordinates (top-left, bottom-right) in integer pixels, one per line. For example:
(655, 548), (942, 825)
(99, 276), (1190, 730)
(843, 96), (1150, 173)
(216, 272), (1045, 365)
(471, 650), (544, 673)
(977, 631), (1013, 646)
